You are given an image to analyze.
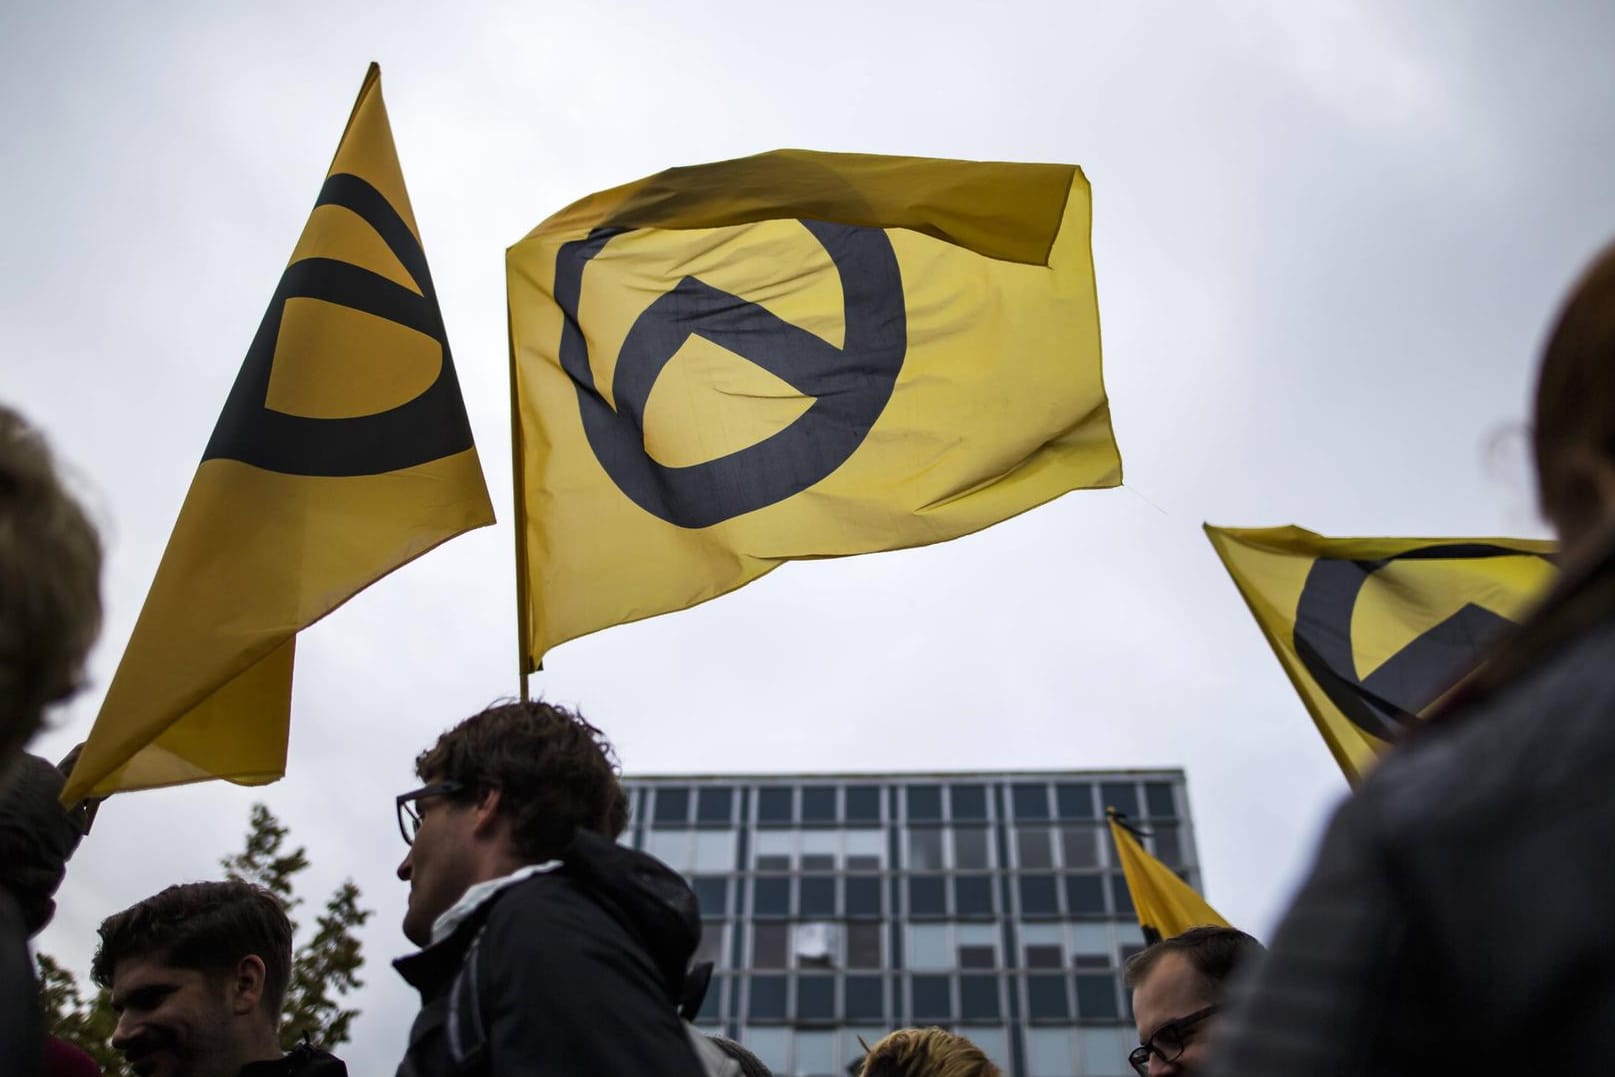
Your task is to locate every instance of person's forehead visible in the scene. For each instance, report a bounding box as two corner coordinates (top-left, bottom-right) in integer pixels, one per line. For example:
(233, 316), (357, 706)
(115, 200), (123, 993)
(110, 956), (210, 998)
(1133, 952), (1217, 1026)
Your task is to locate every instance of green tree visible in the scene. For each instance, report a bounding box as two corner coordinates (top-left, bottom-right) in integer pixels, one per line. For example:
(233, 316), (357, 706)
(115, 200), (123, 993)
(39, 802), (371, 1065)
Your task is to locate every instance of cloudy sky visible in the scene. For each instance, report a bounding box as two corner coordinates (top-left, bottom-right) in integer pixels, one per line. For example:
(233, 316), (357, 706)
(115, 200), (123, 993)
(7, 1), (1615, 1069)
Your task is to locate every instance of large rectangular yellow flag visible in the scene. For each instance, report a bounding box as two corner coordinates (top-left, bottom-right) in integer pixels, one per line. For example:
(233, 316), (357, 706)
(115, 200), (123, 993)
(1205, 524), (1555, 786)
(506, 150), (1121, 667)
(1107, 814), (1228, 943)
(64, 65), (494, 801)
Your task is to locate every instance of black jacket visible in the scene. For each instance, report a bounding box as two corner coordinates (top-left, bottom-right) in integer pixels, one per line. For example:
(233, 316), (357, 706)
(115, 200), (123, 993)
(241, 1044), (349, 1076)
(394, 829), (707, 1077)
(1209, 547), (1615, 1075)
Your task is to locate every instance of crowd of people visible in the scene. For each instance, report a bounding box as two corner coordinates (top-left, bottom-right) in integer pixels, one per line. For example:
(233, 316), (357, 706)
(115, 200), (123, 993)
(6, 239), (1615, 1075)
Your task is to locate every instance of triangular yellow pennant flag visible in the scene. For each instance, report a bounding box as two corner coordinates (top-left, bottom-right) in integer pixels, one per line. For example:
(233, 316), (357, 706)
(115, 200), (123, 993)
(1205, 524), (1555, 786)
(1107, 813), (1228, 943)
(65, 64), (494, 802)
(507, 149), (1122, 667)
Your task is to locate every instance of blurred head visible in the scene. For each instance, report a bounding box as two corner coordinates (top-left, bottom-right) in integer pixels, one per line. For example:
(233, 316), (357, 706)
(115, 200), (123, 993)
(0, 752), (84, 934)
(859, 1027), (1001, 1077)
(92, 881), (290, 1077)
(0, 404), (102, 765)
(1533, 240), (1615, 558)
(1124, 926), (1264, 1077)
(396, 699), (628, 946)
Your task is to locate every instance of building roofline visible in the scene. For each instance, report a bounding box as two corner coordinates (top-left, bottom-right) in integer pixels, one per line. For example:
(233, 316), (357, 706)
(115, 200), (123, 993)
(621, 767), (1187, 782)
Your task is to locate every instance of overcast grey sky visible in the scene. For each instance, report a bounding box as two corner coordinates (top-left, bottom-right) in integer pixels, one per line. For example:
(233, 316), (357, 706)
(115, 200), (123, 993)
(7, 1), (1615, 1070)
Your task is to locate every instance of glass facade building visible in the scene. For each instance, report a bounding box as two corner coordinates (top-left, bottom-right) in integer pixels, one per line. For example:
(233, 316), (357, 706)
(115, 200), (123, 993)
(621, 770), (1201, 1077)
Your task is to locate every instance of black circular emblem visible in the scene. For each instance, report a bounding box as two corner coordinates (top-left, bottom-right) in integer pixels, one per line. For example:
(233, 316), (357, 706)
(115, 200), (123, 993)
(551, 219), (907, 529)
(202, 173), (474, 476)
(1292, 544), (1550, 741)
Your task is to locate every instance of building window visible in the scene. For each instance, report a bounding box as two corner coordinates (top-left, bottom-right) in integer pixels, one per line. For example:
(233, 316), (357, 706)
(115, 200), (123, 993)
(796, 975), (835, 1022)
(954, 875), (995, 917)
(844, 829), (886, 871)
(1099, 781), (1139, 818)
(844, 975), (884, 1021)
(753, 923), (788, 968)
(758, 786), (793, 824)
(906, 785), (943, 822)
(1080, 1026), (1135, 1077)
(1024, 944), (1063, 969)
(795, 1028), (837, 1076)
(1011, 783), (1050, 820)
(696, 786), (733, 824)
(1025, 974), (1070, 1019)
(1068, 922), (1113, 965)
(1065, 874), (1107, 915)
(909, 876), (947, 917)
(754, 877), (791, 918)
(959, 974), (1001, 1020)
(697, 974), (724, 1023)
(801, 786), (837, 823)
(794, 922), (838, 968)
(1016, 828), (1054, 869)
(845, 785), (881, 822)
(911, 975), (951, 1021)
(906, 924), (951, 971)
(845, 876), (883, 918)
(742, 1027), (789, 1072)
(692, 830), (736, 872)
(1144, 781), (1176, 818)
(645, 829), (689, 872)
(754, 829), (793, 869)
(694, 922), (727, 969)
(1152, 824), (1183, 868)
(1075, 972), (1120, 1018)
(954, 826), (991, 870)
(1055, 782), (1095, 819)
(951, 784), (988, 820)
(1025, 1028), (1075, 1077)
(907, 828), (945, 870)
(1018, 875), (1059, 916)
(958, 945), (995, 970)
(1110, 874), (1134, 916)
(846, 922), (883, 969)
(691, 876), (728, 918)
(749, 974), (788, 1020)
(653, 787), (690, 826)
(799, 877), (836, 918)
(1061, 825), (1100, 869)
(956, 923), (998, 967)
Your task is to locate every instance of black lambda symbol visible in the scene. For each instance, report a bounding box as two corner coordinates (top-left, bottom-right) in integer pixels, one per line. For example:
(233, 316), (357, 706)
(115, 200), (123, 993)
(1293, 544), (1550, 741)
(203, 173), (474, 476)
(552, 219), (908, 529)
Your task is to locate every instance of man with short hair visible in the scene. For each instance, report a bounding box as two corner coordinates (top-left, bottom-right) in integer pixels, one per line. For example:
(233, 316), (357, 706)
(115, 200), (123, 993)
(1123, 926), (1263, 1077)
(392, 699), (705, 1076)
(93, 880), (346, 1077)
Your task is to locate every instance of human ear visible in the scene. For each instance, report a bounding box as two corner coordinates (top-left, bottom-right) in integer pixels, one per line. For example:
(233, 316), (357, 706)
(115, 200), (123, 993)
(471, 787), (504, 838)
(231, 954), (268, 1016)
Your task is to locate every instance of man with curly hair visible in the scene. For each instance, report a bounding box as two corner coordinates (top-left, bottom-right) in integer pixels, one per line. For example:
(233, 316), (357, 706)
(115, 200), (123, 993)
(858, 1027), (1001, 1077)
(391, 699), (706, 1076)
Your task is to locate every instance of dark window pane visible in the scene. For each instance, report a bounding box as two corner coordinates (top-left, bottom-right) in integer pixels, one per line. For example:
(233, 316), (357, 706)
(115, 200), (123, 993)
(909, 876), (947, 917)
(951, 784), (988, 820)
(1075, 973), (1120, 1018)
(753, 923), (788, 968)
(846, 785), (881, 822)
(1061, 826), (1099, 868)
(1026, 974), (1070, 1019)
(653, 787), (690, 825)
(757, 787), (793, 823)
(801, 854), (836, 871)
(1011, 783), (1050, 820)
(847, 922), (882, 969)
(1152, 824), (1183, 868)
(960, 974), (1000, 1019)
(907, 785), (943, 821)
(755, 854), (791, 871)
(911, 975), (952, 1020)
(845, 975), (884, 1020)
(691, 875), (728, 917)
(1099, 782), (1139, 818)
(694, 922), (724, 968)
(1056, 783), (1095, 819)
(1016, 828), (1053, 868)
(954, 875), (995, 916)
(797, 975), (835, 1021)
(1019, 875), (1059, 916)
(799, 877), (837, 917)
(754, 877), (790, 917)
(959, 945), (996, 970)
(1110, 874), (1134, 916)
(802, 786), (837, 823)
(697, 974), (723, 1023)
(908, 828), (945, 870)
(846, 855), (882, 872)
(1066, 875), (1106, 914)
(749, 974), (787, 1020)
(1024, 944), (1063, 969)
(954, 827), (990, 870)
(1145, 782), (1176, 818)
(1073, 954), (1110, 970)
(696, 787), (733, 824)
(846, 877), (882, 917)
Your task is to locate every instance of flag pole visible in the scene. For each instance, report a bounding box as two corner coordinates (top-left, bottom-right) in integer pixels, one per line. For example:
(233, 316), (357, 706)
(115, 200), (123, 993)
(507, 294), (534, 702)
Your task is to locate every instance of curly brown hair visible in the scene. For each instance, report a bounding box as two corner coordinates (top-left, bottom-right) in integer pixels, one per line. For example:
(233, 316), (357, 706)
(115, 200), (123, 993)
(859, 1028), (1001, 1077)
(0, 404), (102, 760)
(414, 699), (629, 862)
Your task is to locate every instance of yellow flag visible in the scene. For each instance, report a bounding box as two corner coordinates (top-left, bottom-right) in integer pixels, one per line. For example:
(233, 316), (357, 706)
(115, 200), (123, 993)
(506, 150), (1121, 667)
(1205, 524), (1556, 786)
(64, 65), (495, 801)
(1107, 814), (1228, 943)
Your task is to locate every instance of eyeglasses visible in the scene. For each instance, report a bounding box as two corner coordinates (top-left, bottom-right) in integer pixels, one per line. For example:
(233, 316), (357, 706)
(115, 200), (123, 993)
(395, 781), (465, 846)
(1128, 1005), (1219, 1076)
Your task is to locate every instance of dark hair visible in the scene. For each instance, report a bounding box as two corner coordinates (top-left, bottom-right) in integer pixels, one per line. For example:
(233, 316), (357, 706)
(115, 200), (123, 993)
(91, 881), (293, 1021)
(415, 699), (628, 861)
(0, 404), (102, 759)
(860, 1027), (1002, 1077)
(1123, 925), (1264, 990)
(1533, 240), (1615, 544)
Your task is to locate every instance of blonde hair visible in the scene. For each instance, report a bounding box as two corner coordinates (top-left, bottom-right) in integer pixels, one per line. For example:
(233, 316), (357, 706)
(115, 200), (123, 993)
(859, 1027), (1001, 1077)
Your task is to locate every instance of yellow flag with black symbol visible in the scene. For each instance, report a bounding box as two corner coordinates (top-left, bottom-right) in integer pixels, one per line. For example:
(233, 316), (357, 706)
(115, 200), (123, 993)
(1205, 524), (1556, 787)
(1106, 813), (1228, 943)
(506, 150), (1121, 667)
(63, 65), (494, 802)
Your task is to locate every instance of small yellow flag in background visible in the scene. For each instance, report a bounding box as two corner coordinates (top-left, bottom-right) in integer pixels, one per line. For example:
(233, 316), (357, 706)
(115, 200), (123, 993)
(506, 149), (1122, 668)
(1204, 524), (1556, 786)
(64, 64), (494, 802)
(1107, 813), (1228, 943)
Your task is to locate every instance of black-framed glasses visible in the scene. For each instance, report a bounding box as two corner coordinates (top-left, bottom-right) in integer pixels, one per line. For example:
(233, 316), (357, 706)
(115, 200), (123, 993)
(395, 781), (465, 846)
(1129, 1005), (1219, 1076)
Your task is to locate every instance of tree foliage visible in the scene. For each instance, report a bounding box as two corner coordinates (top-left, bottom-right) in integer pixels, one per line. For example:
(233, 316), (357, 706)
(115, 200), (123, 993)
(39, 802), (371, 1065)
